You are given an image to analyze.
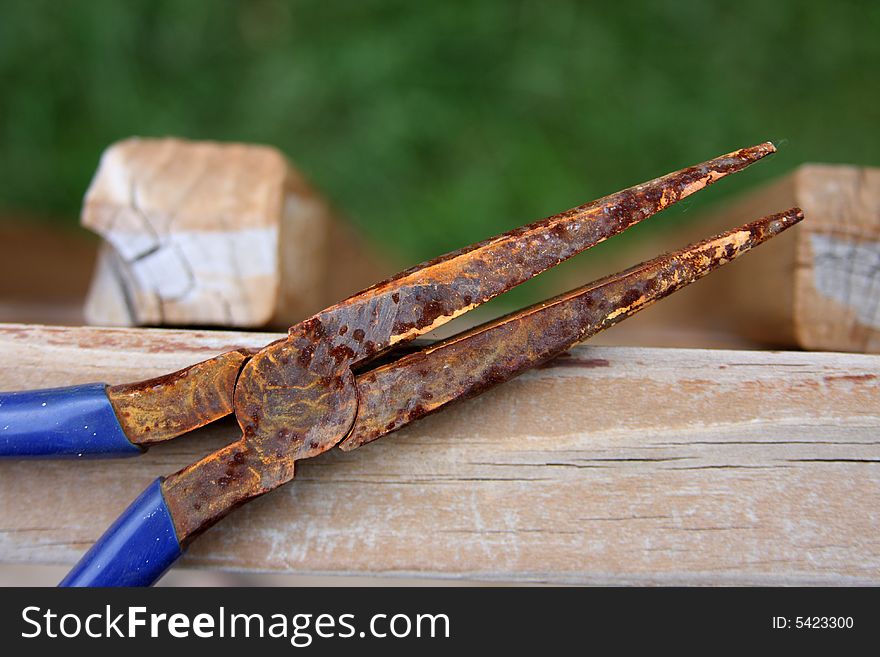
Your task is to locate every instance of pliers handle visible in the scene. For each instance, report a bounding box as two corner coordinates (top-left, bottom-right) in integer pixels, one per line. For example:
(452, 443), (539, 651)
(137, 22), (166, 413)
(0, 389), (182, 584)
(0, 350), (249, 585)
(0, 383), (141, 458)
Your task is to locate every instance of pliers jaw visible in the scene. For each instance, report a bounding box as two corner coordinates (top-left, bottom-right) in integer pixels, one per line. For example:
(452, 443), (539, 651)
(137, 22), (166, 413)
(341, 208), (803, 451)
(234, 142), (782, 456)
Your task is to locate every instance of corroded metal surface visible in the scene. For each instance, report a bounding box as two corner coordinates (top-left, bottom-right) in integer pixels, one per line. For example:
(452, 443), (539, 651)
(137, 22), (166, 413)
(341, 208), (804, 450)
(108, 349), (251, 446)
(159, 143), (785, 542)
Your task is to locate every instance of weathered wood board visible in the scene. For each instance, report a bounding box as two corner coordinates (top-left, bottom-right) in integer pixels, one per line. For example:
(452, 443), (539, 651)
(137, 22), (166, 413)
(0, 324), (878, 584)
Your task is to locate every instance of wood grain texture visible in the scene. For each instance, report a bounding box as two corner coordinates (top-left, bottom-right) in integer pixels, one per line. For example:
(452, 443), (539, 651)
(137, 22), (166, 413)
(0, 324), (878, 584)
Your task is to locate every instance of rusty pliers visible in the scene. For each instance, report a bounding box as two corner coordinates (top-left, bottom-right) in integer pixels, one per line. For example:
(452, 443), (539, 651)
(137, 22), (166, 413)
(0, 143), (803, 586)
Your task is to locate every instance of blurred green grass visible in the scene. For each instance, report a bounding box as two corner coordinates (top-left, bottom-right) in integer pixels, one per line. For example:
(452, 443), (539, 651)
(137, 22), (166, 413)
(1, 0), (878, 301)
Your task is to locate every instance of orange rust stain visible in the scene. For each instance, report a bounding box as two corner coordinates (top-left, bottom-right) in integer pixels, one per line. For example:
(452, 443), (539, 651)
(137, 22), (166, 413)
(824, 374), (877, 384)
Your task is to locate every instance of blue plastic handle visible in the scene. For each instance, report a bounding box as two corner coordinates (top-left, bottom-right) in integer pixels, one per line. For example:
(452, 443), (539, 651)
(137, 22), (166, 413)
(60, 478), (183, 587)
(0, 382), (142, 458)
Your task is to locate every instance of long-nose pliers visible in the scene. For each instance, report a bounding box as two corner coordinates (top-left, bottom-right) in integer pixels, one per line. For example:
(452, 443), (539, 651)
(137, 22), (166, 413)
(0, 143), (803, 586)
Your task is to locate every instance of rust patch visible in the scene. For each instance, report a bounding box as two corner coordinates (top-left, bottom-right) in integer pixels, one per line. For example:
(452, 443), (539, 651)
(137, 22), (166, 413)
(108, 349), (250, 446)
(824, 373), (877, 383)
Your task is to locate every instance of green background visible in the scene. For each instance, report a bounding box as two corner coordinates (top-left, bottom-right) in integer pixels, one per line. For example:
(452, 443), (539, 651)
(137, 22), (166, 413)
(1, 0), (877, 296)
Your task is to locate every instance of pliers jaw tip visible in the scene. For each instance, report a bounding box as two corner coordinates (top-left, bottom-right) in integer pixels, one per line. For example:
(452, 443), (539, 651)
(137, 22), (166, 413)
(340, 206), (804, 451)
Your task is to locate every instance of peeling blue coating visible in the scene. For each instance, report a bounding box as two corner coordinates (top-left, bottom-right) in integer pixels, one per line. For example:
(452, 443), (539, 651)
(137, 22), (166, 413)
(60, 478), (183, 587)
(0, 382), (142, 458)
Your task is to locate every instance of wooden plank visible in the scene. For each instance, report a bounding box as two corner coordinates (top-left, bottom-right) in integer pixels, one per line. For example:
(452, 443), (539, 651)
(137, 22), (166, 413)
(0, 323), (878, 584)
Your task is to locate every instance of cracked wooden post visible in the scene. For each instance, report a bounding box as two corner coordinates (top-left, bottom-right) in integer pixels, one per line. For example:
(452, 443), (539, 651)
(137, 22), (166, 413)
(81, 137), (388, 328)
